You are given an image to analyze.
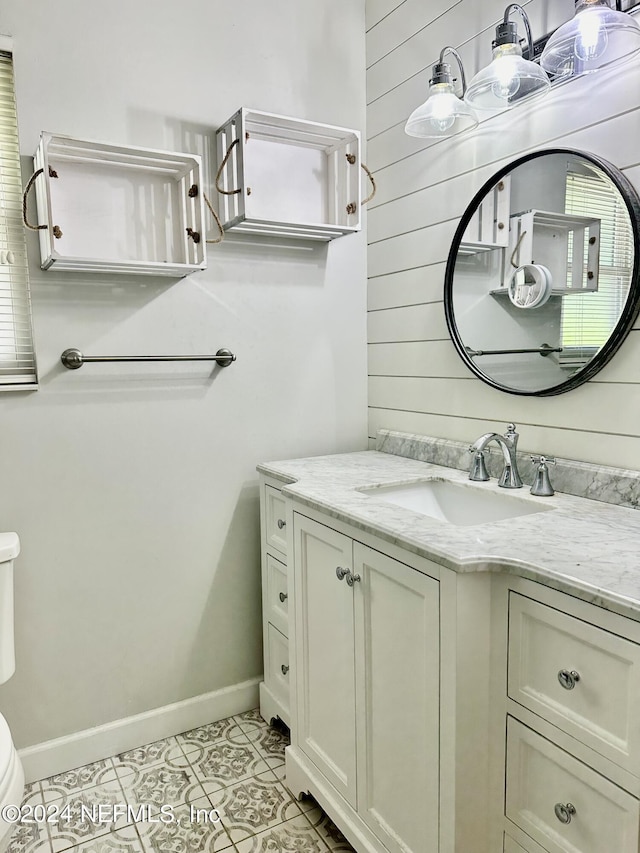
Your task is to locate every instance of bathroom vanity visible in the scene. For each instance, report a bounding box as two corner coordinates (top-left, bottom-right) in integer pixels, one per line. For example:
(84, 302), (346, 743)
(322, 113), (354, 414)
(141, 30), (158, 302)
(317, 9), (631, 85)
(258, 439), (640, 853)
(246, 143), (640, 853)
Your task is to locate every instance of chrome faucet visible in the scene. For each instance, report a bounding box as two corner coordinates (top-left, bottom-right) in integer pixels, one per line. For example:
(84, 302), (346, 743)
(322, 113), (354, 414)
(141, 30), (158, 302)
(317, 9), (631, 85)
(468, 423), (523, 489)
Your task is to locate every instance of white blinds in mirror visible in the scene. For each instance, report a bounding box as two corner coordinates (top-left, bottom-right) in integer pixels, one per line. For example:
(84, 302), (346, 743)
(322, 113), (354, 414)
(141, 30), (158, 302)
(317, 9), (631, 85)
(0, 51), (36, 388)
(561, 170), (633, 357)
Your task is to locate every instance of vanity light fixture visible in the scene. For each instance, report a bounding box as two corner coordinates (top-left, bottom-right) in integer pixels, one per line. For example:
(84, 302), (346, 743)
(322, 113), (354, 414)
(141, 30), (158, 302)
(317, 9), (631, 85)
(404, 47), (478, 138)
(465, 4), (551, 110)
(540, 0), (640, 79)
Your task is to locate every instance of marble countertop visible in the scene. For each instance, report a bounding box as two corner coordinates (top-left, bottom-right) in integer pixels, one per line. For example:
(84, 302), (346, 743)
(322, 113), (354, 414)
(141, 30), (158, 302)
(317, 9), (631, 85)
(258, 450), (640, 622)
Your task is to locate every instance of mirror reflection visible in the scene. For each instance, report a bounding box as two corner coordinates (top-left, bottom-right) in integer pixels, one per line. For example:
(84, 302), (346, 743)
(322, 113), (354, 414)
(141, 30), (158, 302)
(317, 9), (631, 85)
(445, 151), (640, 395)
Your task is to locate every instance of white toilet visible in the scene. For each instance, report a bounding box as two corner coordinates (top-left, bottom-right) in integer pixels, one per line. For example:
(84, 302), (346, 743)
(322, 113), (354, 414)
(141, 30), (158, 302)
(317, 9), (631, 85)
(0, 533), (24, 853)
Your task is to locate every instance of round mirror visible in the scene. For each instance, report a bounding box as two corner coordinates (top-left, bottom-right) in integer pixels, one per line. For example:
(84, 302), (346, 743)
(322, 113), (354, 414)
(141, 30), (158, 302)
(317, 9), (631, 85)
(444, 149), (640, 396)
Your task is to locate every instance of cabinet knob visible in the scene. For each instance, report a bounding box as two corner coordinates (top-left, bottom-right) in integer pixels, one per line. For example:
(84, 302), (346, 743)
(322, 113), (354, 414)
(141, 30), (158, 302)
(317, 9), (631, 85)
(558, 669), (580, 690)
(346, 571), (361, 587)
(336, 566), (349, 581)
(554, 802), (576, 825)
(281, 664), (289, 676)
(279, 592), (288, 603)
(277, 519), (286, 530)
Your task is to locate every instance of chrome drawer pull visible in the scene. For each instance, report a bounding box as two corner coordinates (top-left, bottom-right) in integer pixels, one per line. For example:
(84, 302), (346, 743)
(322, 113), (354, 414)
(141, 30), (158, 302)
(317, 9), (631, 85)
(554, 802), (576, 825)
(277, 519), (286, 530)
(281, 664), (289, 676)
(346, 571), (361, 587)
(279, 592), (288, 603)
(558, 669), (581, 690)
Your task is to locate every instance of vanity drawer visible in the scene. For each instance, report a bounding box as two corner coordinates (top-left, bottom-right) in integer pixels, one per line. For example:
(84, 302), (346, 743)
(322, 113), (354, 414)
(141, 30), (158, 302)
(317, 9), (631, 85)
(265, 553), (288, 636)
(508, 593), (640, 772)
(506, 717), (640, 853)
(265, 622), (290, 707)
(264, 485), (288, 557)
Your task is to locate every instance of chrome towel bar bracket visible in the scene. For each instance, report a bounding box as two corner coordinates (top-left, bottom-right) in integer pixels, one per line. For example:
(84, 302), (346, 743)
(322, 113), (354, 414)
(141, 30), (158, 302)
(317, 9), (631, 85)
(61, 347), (236, 370)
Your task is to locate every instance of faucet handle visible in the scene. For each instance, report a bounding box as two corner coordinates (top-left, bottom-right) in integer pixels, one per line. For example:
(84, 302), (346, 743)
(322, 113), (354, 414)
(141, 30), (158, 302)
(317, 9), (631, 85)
(530, 455), (556, 496)
(530, 455), (556, 465)
(469, 449), (490, 481)
(505, 423), (518, 436)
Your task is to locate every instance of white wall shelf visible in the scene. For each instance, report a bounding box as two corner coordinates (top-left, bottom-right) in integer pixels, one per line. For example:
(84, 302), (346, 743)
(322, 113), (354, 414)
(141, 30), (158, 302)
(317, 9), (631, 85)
(215, 108), (362, 241)
(30, 133), (207, 276)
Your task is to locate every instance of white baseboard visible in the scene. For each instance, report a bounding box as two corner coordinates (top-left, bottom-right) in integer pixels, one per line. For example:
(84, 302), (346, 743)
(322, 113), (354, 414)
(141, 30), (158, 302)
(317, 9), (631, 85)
(19, 677), (261, 783)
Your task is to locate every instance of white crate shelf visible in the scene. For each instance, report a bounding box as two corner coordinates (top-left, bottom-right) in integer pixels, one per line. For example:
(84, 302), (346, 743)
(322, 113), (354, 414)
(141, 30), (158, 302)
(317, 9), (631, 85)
(506, 208), (601, 294)
(29, 133), (207, 276)
(460, 177), (511, 255)
(215, 108), (362, 241)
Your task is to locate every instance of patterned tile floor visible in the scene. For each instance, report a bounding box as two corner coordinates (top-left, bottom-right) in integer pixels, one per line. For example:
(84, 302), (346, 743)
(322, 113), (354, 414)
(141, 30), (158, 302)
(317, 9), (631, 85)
(9, 710), (355, 853)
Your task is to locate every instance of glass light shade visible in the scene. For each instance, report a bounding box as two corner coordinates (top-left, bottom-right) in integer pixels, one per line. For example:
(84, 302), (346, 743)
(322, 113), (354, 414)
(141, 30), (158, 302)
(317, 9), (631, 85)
(540, 0), (640, 78)
(465, 43), (551, 110)
(405, 82), (478, 138)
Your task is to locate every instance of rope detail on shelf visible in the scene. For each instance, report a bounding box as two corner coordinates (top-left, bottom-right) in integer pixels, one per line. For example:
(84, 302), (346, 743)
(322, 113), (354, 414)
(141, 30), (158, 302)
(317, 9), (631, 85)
(344, 155), (377, 211)
(510, 230), (528, 268)
(23, 167), (63, 238)
(203, 192), (225, 244)
(215, 139), (241, 195)
(361, 162), (376, 205)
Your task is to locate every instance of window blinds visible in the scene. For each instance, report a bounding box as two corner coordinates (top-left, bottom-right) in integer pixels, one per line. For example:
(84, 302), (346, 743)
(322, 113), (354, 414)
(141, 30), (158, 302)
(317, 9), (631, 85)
(561, 169), (634, 357)
(0, 51), (36, 388)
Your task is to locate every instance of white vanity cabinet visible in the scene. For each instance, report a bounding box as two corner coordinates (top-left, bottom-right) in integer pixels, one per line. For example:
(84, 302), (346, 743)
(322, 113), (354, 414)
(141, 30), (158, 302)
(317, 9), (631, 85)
(259, 476), (291, 726)
(257, 462), (640, 853)
(292, 512), (440, 853)
(501, 578), (640, 853)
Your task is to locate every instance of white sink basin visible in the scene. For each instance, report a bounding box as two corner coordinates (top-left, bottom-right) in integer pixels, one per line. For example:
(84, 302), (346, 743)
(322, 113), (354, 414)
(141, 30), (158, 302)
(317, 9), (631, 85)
(359, 478), (553, 527)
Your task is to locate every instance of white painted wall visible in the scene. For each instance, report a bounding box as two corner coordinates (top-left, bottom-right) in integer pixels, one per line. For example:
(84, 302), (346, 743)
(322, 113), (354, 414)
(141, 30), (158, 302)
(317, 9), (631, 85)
(366, 0), (640, 470)
(0, 0), (368, 751)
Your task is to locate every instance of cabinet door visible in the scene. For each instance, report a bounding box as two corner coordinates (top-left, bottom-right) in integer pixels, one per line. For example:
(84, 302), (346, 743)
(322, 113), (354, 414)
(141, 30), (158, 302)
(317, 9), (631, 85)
(293, 513), (357, 807)
(353, 543), (440, 853)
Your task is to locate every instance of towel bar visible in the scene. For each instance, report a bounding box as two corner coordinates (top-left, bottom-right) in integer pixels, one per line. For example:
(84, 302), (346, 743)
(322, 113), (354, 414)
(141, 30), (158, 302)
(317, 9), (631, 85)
(61, 347), (236, 370)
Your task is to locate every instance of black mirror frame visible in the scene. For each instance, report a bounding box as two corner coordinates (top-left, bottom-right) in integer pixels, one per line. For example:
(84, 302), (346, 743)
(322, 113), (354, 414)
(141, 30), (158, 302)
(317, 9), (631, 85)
(444, 148), (640, 397)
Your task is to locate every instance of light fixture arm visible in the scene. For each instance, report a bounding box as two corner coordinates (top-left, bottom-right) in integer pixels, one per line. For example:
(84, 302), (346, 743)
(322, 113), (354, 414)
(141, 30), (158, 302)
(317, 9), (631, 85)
(500, 4), (535, 58)
(435, 46), (468, 94)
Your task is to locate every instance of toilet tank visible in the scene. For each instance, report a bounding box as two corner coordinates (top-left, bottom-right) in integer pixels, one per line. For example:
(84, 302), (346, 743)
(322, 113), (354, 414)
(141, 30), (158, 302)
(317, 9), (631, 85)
(0, 534), (19, 685)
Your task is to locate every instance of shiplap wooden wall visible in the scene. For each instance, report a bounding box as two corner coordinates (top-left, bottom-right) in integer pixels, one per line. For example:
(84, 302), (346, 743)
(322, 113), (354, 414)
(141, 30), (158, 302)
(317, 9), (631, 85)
(366, 0), (640, 470)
